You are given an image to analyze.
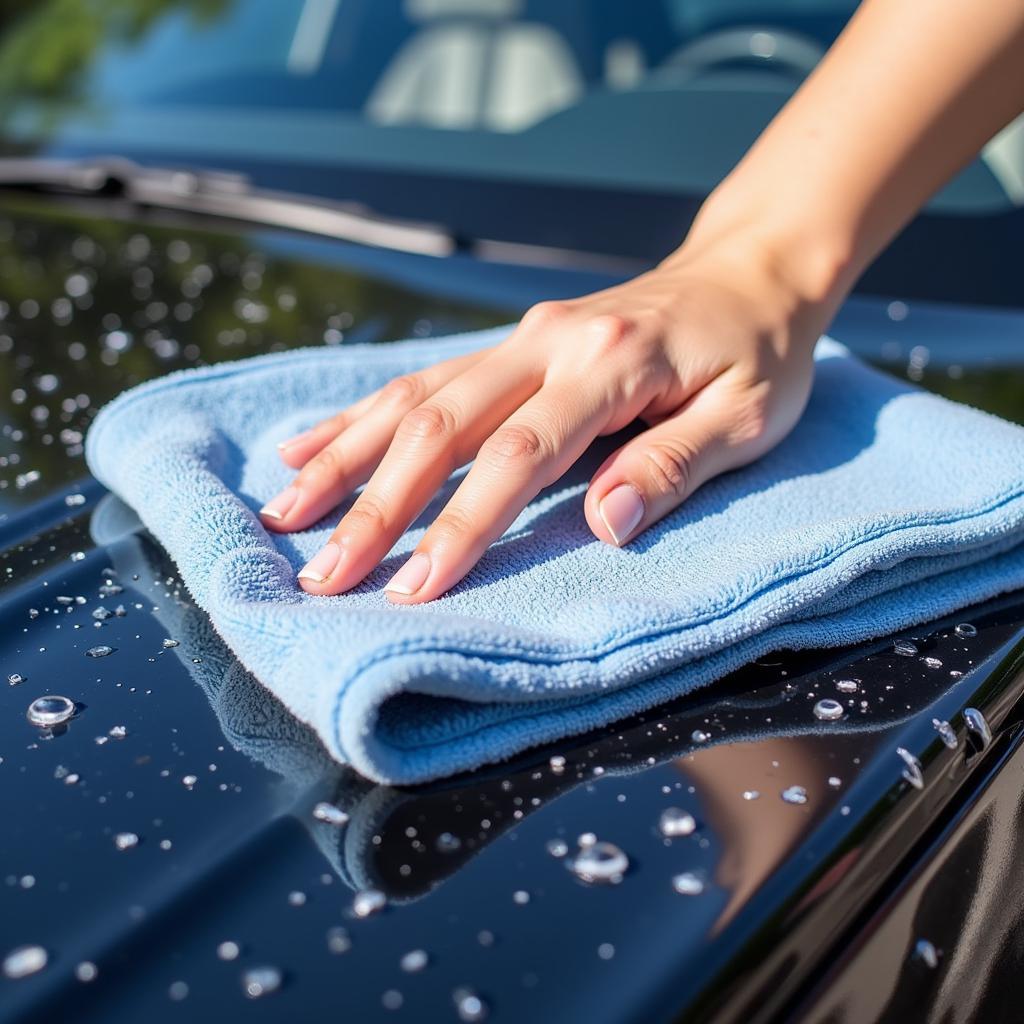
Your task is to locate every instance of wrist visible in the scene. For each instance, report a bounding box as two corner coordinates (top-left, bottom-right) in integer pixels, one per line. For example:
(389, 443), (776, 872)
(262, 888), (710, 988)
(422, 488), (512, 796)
(672, 183), (859, 316)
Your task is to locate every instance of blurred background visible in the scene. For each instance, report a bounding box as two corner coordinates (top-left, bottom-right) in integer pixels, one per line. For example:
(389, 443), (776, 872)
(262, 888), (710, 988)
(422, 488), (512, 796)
(0, 0), (1020, 296)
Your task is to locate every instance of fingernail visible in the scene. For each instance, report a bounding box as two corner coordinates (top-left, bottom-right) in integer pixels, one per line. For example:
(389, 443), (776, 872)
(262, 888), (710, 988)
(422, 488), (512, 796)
(260, 485), (299, 521)
(277, 429), (312, 452)
(384, 552), (431, 595)
(298, 542), (342, 583)
(599, 484), (644, 545)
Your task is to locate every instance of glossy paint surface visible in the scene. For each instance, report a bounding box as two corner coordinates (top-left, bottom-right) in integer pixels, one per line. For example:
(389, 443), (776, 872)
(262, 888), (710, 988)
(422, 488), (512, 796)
(2, 194), (1024, 1023)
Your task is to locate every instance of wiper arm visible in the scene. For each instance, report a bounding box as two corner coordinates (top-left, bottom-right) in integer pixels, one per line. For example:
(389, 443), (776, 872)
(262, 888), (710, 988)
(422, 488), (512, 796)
(0, 156), (455, 257)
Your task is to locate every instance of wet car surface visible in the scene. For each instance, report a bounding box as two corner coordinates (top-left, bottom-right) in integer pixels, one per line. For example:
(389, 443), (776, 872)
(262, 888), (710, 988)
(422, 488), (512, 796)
(3, 194), (1024, 1024)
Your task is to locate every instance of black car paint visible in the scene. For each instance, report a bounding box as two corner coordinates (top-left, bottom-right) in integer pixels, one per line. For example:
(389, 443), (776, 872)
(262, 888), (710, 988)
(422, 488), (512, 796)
(1, 194), (1024, 1023)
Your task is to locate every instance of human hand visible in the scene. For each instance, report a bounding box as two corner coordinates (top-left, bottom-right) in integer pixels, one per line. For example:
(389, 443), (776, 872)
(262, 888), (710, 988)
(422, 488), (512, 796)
(260, 234), (835, 603)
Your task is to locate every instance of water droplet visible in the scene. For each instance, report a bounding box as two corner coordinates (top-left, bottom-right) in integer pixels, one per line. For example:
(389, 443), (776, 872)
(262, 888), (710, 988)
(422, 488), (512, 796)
(671, 871), (705, 896)
(932, 718), (958, 749)
(400, 949), (428, 973)
(567, 839), (629, 884)
(436, 832), (461, 853)
(597, 942), (615, 960)
(813, 698), (844, 721)
(897, 747), (923, 790)
(964, 707), (992, 748)
(86, 645), (114, 659)
(242, 966), (282, 999)
(835, 679), (859, 693)
(182, 775), (198, 789)
(659, 807), (697, 837)
(312, 802), (349, 827)
(161, 638), (179, 649)
(287, 891), (306, 907)
(326, 927), (351, 954)
(954, 623), (977, 639)
(894, 639), (918, 657)
(913, 939), (939, 969)
(75, 961), (98, 982)
(217, 941), (240, 961)
(382, 989), (403, 1010)
(8, 673), (24, 686)
(26, 695), (76, 727)
(453, 987), (488, 1022)
(828, 776), (842, 788)
(742, 790), (760, 801)
(921, 656), (942, 669)
(3, 945), (48, 979)
(512, 889), (531, 904)
(352, 889), (386, 918)
(545, 839), (568, 858)
(549, 754), (566, 773)
(114, 832), (139, 851)
(781, 785), (808, 805)
(691, 729), (710, 744)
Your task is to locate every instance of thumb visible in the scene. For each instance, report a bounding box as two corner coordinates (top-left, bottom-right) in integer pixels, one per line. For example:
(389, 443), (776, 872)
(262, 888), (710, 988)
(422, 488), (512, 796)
(584, 387), (770, 546)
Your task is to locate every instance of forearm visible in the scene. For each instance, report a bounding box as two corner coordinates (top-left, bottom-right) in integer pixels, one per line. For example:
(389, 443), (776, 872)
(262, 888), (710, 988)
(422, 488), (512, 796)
(682, 0), (1024, 307)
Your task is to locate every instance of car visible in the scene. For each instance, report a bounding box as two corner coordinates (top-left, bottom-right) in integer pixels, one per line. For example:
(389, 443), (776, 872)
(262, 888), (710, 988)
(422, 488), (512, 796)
(2, 2), (1024, 1022)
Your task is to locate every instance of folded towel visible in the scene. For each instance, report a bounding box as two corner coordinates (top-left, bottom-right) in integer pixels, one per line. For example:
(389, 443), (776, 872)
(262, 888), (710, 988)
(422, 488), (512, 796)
(85, 328), (1024, 784)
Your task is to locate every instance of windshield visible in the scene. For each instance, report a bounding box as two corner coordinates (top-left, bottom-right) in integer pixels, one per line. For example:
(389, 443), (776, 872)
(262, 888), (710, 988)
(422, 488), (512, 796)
(0, 0), (1022, 301)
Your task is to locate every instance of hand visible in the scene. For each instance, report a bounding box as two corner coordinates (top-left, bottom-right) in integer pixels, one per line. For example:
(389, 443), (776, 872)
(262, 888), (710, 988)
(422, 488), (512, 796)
(259, 234), (833, 603)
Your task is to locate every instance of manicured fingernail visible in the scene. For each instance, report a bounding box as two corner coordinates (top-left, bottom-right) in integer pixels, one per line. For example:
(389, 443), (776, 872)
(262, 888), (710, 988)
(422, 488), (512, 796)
(260, 485), (299, 521)
(277, 429), (312, 452)
(384, 552), (431, 595)
(599, 484), (644, 545)
(298, 542), (341, 583)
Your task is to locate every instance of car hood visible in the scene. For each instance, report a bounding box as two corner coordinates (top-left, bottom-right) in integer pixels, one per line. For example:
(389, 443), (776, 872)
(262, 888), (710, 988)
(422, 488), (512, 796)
(3, 193), (1024, 1024)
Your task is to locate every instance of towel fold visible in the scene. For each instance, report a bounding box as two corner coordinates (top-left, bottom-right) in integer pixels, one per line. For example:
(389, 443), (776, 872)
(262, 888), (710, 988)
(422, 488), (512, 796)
(85, 328), (1024, 784)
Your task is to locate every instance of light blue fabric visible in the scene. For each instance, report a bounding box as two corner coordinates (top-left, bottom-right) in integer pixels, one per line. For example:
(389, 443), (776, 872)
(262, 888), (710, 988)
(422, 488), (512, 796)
(85, 328), (1024, 784)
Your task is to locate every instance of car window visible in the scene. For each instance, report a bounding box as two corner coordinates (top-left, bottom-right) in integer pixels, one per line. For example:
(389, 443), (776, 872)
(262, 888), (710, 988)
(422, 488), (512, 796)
(1, 0), (1020, 214)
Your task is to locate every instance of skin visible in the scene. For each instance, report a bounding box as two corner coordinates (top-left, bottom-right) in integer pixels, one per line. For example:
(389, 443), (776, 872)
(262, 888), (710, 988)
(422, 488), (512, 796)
(261, 0), (1024, 603)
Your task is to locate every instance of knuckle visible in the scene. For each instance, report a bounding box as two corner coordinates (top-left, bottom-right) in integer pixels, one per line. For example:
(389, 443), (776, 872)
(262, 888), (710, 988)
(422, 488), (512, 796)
(641, 440), (697, 499)
(579, 314), (639, 364)
(483, 423), (549, 467)
(430, 505), (479, 547)
(522, 300), (569, 331)
(301, 444), (345, 483)
(378, 373), (426, 408)
(396, 402), (457, 445)
(344, 494), (390, 534)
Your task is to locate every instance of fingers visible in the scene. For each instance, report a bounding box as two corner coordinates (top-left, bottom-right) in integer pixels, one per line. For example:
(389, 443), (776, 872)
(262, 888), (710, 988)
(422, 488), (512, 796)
(382, 382), (612, 604)
(276, 348), (490, 469)
(274, 390), (380, 470)
(584, 376), (772, 546)
(295, 351), (544, 595)
(260, 349), (491, 530)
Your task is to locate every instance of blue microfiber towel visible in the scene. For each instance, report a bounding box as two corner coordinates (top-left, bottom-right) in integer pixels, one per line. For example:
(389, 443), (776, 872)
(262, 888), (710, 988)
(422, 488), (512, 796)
(85, 327), (1024, 784)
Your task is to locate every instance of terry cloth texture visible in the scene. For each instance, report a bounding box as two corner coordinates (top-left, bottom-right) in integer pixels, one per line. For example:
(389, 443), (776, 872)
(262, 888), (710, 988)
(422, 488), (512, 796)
(85, 327), (1024, 784)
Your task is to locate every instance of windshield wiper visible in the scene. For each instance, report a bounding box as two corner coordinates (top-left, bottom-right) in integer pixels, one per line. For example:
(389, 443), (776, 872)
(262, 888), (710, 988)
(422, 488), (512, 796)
(0, 156), (456, 257)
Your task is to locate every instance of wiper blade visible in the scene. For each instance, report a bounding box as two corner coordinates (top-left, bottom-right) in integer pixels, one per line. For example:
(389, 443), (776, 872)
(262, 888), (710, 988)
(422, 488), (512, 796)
(0, 156), (455, 257)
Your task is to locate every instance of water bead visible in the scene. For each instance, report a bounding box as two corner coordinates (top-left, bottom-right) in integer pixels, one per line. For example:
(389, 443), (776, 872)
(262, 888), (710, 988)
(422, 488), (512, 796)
(26, 695), (76, 727)
(813, 698), (844, 721)
(312, 802), (349, 827)
(897, 747), (923, 790)
(671, 871), (705, 896)
(932, 718), (958, 749)
(658, 808), (697, 838)
(3, 945), (48, 979)
(242, 966), (282, 999)
(567, 839), (629, 884)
